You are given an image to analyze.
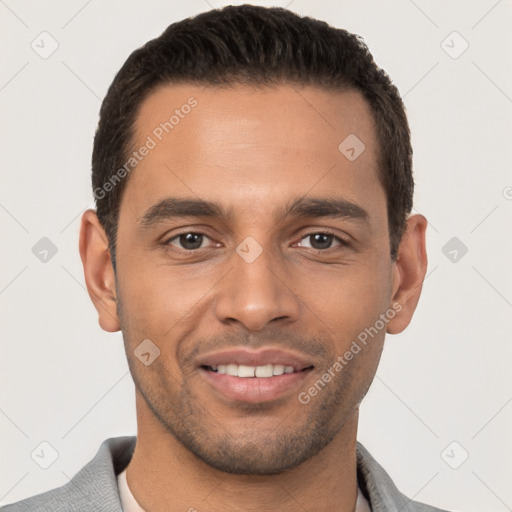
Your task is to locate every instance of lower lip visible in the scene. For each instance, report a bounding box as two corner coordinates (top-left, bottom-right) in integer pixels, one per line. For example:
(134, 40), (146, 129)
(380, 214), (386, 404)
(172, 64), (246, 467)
(200, 367), (312, 403)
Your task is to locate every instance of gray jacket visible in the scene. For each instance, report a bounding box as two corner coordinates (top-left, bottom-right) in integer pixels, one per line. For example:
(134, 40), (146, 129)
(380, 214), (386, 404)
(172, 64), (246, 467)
(1, 437), (449, 511)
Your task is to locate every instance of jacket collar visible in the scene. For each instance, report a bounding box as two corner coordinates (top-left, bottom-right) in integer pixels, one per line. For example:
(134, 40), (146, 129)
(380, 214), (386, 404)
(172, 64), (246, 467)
(66, 436), (441, 512)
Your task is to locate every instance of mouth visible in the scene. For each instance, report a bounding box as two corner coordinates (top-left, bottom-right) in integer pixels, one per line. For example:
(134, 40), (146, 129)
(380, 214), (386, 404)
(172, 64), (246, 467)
(197, 348), (315, 403)
(202, 363), (309, 377)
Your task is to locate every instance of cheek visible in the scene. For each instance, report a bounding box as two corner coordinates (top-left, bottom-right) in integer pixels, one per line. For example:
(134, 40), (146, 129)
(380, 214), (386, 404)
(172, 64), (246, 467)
(294, 258), (392, 338)
(115, 260), (219, 347)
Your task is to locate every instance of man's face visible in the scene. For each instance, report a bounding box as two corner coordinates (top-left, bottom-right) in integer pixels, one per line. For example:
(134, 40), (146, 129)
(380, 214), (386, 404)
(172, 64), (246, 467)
(114, 84), (398, 474)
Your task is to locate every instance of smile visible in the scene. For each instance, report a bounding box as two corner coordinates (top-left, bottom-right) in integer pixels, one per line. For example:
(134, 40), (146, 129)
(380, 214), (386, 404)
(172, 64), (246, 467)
(198, 348), (315, 403)
(205, 363), (297, 377)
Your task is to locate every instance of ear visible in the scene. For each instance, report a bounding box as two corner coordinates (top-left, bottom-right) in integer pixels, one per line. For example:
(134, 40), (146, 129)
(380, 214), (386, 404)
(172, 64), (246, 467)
(386, 214), (428, 335)
(79, 209), (120, 332)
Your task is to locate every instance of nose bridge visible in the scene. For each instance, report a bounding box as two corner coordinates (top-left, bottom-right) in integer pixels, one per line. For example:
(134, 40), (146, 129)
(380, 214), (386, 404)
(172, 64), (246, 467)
(214, 239), (300, 331)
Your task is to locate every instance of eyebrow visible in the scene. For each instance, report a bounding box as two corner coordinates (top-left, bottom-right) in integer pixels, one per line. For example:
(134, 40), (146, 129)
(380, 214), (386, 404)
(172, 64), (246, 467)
(139, 196), (369, 228)
(284, 197), (369, 223)
(139, 198), (223, 228)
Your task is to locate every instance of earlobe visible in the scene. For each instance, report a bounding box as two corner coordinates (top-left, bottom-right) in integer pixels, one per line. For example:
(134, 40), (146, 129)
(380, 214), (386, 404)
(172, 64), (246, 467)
(79, 209), (121, 332)
(386, 214), (428, 335)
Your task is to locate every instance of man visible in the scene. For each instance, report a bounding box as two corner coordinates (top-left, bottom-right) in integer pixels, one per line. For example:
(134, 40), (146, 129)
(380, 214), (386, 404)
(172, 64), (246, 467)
(2, 4), (449, 511)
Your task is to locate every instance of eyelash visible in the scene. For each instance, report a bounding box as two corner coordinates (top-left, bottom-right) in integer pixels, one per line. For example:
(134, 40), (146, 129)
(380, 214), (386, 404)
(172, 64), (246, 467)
(295, 230), (350, 252)
(164, 230), (350, 253)
(165, 232), (219, 251)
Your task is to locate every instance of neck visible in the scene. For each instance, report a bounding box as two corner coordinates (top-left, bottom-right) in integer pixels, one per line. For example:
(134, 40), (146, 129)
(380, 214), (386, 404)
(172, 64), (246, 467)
(126, 394), (359, 512)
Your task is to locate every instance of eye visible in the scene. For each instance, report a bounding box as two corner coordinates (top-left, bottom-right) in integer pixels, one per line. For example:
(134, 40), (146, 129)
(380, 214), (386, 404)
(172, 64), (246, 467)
(167, 232), (212, 250)
(297, 232), (345, 251)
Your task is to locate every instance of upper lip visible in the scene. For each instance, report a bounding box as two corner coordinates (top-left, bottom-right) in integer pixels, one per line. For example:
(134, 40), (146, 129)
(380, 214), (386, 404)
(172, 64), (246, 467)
(197, 348), (315, 372)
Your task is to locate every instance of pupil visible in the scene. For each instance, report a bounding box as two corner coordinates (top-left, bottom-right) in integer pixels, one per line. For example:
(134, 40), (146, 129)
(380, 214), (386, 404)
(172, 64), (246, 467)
(180, 233), (203, 249)
(311, 233), (332, 250)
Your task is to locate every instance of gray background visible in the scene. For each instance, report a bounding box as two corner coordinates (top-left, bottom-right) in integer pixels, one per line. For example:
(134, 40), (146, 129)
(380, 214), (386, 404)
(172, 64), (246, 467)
(1, 1), (511, 510)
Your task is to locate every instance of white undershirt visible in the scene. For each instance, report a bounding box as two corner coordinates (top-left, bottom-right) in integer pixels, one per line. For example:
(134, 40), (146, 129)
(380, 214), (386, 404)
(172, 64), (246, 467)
(118, 470), (145, 512)
(118, 469), (371, 511)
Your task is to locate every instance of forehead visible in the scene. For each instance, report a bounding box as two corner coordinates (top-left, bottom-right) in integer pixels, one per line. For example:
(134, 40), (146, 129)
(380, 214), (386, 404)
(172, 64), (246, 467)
(121, 83), (384, 223)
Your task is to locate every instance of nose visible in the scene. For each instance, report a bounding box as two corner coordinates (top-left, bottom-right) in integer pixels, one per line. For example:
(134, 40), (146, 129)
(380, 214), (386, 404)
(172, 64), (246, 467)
(213, 244), (301, 331)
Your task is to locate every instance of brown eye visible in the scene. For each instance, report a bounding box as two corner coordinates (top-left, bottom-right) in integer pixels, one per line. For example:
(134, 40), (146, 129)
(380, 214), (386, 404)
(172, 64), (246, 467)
(298, 233), (343, 250)
(169, 233), (206, 250)
(309, 233), (333, 250)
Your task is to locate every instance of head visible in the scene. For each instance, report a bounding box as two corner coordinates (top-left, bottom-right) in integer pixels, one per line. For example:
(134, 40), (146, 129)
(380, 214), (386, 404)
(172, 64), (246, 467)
(80, 5), (427, 475)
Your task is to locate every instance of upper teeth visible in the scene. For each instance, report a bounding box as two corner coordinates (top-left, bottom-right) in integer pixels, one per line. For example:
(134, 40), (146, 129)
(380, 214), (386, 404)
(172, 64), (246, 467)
(213, 364), (295, 377)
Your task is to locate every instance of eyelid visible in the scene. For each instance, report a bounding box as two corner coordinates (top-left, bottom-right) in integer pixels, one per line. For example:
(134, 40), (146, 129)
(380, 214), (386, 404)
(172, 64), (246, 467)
(295, 229), (350, 247)
(162, 228), (351, 253)
(161, 225), (216, 242)
(164, 230), (220, 250)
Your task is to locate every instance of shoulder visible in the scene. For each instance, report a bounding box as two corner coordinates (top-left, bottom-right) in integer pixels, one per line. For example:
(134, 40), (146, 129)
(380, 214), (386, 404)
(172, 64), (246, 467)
(1, 437), (136, 512)
(356, 442), (452, 512)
